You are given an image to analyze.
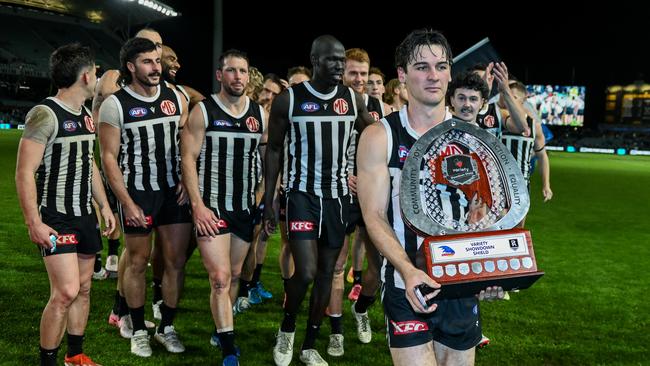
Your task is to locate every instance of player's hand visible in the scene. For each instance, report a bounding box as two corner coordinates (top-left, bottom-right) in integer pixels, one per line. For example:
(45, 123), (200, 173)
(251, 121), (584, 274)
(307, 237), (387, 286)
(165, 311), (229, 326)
(123, 202), (148, 228)
(542, 186), (553, 202)
(192, 203), (221, 237)
(478, 286), (504, 301)
(493, 62), (511, 93)
(483, 62), (495, 89)
(263, 204), (276, 236)
(100, 206), (116, 236)
(348, 174), (358, 196)
(403, 268), (440, 313)
(176, 184), (189, 205)
(28, 221), (58, 250)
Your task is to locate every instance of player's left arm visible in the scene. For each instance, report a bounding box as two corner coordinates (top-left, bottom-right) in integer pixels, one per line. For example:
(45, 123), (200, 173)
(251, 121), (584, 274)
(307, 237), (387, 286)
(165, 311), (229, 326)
(353, 91), (377, 133)
(494, 62), (530, 136)
(91, 160), (115, 236)
(533, 119), (552, 202)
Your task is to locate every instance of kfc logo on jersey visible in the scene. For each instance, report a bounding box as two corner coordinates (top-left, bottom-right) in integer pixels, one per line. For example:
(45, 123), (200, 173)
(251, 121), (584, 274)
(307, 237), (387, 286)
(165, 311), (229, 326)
(160, 100), (177, 115)
(301, 102), (320, 113)
(62, 120), (77, 132)
(440, 143), (464, 157)
(333, 98), (349, 115)
(245, 116), (260, 132)
(391, 320), (429, 335)
(289, 221), (315, 232)
(483, 115), (495, 128)
(398, 145), (410, 163)
(56, 234), (79, 245)
(129, 107), (148, 118)
(369, 111), (380, 121)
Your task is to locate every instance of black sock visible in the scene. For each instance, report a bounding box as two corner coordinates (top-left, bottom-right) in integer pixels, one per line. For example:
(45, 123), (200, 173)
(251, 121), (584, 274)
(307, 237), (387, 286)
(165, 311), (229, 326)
(93, 253), (102, 272)
(66, 334), (83, 358)
(280, 311), (297, 333)
(217, 330), (236, 357)
(282, 278), (290, 290)
(355, 294), (376, 313)
(108, 239), (120, 256)
(158, 302), (177, 333)
(129, 306), (146, 333)
(238, 279), (251, 298)
(40, 346), (58, 366)
(251, 264), (263, 284)
(112, 290), (121, 315)
(302, 322), (321, 350)
(118, 294), (129, 317)
(329, 315), (343, 335)
(152, 279), (162, 304)
(353, 270), (363, 285)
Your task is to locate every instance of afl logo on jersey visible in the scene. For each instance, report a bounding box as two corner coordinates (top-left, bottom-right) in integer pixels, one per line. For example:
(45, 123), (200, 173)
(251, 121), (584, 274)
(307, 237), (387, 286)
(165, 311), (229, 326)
(160, 100), (177, 116)
(129, 107), (148, 118)
(84, 115), (95, 133)
(62, 120), (77, 132)
(369, 111), (380, 121)
(213, 120), (233, 127)
(245, 116), (260, 132)
(301, 102), (320, 113)
(333, 98), (349, 115)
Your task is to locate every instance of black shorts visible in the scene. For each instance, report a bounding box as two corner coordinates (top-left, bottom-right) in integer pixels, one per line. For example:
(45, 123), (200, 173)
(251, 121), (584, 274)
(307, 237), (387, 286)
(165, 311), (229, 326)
(196, 206), (256, 243)
(39, 206), (102, 257)
(345, 196), (365, 234)
(285, 190), (349, 248)
(382, 276), (481, 350)
(278, 188), (287, 222)
(120, 186), (192, 235)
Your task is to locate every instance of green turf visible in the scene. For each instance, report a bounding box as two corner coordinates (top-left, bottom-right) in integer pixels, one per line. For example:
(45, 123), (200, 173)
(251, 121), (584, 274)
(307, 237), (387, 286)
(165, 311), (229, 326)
(1, 129), (649, 365)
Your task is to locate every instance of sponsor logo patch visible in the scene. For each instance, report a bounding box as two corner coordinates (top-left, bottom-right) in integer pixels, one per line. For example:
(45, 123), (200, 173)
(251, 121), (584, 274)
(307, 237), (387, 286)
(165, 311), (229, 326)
(55, 234), (79, 245)
(216, 219), (228, 229)
(301, 102), (320, 112)
(213, 120), (233, 127)
(245, 116), (260, 132)
(160, 100), (177, 115)
(398, 145), (409, 163)
(333, 98), (349, 115)
(289, 221), (315, 232)
(129, 107), (148, 118)
(440, 143), (464, 157)
(84, 115), (95, 133)
(438, 245), (455, 256)
(62, 120), (77, 132)
(369, 111), (380, 121)
(483, 115), (495, 128)
(390, 320), (429, 335)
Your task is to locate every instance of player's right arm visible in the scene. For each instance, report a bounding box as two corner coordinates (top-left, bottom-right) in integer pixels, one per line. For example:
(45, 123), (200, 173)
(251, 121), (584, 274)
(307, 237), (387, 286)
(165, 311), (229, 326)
(262, 90), (290, 235)
(98, 97), (147, 228)
(180, 102), (219, 236)
(357, 122), (440, 313)
(15, 106), (58, 249)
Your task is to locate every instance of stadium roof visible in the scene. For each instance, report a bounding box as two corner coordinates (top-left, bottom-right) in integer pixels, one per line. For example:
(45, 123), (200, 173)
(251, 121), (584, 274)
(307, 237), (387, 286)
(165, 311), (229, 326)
(0, 0), (179, 30)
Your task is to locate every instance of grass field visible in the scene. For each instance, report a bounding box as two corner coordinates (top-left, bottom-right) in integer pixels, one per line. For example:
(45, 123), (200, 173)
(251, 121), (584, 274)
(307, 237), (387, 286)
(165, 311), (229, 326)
(1, 128), (649, 365)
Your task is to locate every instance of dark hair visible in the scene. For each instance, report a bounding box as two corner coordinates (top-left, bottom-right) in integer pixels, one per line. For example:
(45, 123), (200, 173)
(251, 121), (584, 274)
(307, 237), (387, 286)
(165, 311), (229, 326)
(470, 63), (488, 72)
(369, 67), (386, 82)
(395, 29), (452, 72)
(119, 37), (158, 85)
(218, 49), (249, 70)
(447, 71), (489, 101)
(287, 66), (311, 80)
(49, 43), (95, 89)
(264, 73), (286, 92)
(509, 80), (527, 95)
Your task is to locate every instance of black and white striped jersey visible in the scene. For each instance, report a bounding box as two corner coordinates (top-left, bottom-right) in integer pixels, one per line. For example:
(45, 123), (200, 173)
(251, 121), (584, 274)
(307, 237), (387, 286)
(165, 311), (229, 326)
(346, 94), (385, 176)
(197, 95), (264, 211)
(476, 102), (502, 138)
(284, 82), (357, 198)
(34, 97), (96, 216)
(379, 108), (452, 289)
(501, 116), (535, 181)
(109, 85), (183, 191)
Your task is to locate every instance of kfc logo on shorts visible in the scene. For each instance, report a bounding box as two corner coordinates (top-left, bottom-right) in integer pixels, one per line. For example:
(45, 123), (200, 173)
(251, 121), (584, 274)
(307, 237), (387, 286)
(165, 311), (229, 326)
(160, 100), (177, 115)
(333, 98), (349, 115)
(369, 111), (380, 121)
(440, 143), (464, 157)
(391, 320), (429, 335)
(245, 116), (260, 132)
(56, 234), (79, 245)
(289, 221), (314, 232)
(483, 115), (495, 128)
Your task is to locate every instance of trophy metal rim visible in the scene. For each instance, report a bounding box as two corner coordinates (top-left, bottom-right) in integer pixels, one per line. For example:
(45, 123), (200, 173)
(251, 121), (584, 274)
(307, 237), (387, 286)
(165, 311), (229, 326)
(400, 118), (530, 236)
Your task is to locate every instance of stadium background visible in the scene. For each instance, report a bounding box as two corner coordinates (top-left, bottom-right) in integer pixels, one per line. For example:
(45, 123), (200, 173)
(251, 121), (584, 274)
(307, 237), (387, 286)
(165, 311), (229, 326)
(1, 1), (649, 365)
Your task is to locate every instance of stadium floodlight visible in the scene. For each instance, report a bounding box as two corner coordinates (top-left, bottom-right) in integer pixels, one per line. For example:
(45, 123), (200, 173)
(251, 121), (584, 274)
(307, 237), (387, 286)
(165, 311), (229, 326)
(126, 0), (179, 16)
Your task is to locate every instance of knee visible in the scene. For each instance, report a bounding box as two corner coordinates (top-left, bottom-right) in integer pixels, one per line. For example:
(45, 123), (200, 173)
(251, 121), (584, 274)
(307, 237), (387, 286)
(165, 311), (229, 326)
(294, 266), (316, 286)
(127, 253), (150, 273)
(230, 268), (241, 283)
(52, 284), (80, 308)
(209, 270), (231, 295)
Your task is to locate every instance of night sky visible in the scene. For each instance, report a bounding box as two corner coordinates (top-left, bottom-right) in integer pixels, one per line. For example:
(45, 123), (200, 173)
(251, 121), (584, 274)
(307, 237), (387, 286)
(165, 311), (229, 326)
(151, 1), (650, 129)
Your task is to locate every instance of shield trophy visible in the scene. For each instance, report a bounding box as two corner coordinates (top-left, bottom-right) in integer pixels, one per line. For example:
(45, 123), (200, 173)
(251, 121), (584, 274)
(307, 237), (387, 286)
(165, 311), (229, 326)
(400, 118), (544, 299)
